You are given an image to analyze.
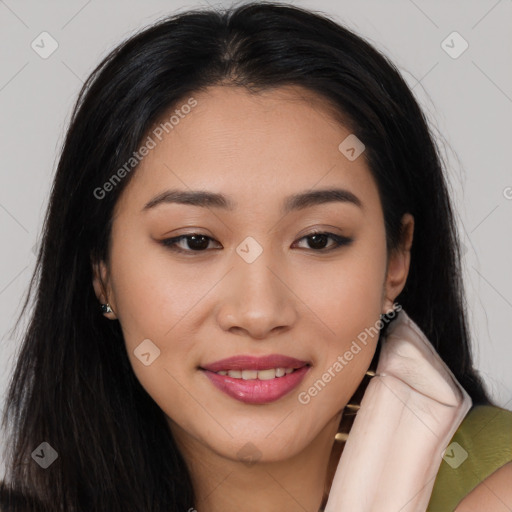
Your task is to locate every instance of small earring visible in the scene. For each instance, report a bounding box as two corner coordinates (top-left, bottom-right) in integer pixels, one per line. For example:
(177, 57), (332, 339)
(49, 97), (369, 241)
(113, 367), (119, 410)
(100, 303), (112, 314)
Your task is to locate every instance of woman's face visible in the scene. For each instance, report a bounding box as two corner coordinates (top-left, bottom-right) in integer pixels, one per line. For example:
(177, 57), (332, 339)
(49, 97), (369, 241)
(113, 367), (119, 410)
(93, 84), (412, 464)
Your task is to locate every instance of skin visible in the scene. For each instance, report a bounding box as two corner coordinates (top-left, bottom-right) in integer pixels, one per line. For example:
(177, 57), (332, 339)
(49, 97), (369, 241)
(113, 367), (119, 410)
(455, 461), (512, 511)
(92, 84), (415, 511)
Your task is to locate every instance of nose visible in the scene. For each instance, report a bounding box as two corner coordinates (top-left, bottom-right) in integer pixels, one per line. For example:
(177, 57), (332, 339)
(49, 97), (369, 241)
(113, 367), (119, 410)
(215, 248), (298, 340)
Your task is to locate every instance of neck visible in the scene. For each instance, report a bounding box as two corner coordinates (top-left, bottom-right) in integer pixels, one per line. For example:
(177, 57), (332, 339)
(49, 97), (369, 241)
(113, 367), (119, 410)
(170, 413), (342, 512)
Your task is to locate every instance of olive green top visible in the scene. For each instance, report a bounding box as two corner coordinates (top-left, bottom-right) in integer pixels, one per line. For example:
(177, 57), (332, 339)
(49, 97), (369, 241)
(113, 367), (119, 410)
(427, 404), (512, 511)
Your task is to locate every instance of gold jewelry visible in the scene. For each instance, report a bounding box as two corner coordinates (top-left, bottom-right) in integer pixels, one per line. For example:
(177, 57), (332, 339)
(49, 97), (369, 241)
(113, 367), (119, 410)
(335, 369), (376, 442)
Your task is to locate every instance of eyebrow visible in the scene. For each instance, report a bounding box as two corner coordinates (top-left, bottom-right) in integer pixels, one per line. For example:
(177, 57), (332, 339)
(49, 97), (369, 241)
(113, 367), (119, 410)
(142, 187), (363, 214)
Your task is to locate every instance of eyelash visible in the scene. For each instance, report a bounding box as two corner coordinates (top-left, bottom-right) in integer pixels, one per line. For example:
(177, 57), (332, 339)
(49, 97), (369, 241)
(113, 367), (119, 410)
(160, 230), (353, 255)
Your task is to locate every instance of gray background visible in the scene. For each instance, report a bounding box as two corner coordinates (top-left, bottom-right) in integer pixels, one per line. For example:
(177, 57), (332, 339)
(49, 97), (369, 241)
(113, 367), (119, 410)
(1, 0), (511, 476)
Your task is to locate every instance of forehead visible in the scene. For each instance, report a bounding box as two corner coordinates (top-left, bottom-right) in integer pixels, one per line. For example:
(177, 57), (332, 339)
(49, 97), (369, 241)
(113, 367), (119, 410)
(114, 84), (379, 217)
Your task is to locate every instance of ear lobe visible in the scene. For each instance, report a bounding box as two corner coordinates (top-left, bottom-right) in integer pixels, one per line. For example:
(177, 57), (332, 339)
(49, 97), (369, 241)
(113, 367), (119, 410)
(383, 213), (414, 312)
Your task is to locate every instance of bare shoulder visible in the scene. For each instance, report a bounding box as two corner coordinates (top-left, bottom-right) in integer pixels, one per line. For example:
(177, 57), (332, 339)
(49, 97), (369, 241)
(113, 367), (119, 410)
(455, 461), (512, 511)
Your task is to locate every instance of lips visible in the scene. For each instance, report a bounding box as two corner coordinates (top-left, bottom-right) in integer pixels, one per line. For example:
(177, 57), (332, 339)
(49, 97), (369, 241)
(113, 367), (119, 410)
(200, 354), (310, 373)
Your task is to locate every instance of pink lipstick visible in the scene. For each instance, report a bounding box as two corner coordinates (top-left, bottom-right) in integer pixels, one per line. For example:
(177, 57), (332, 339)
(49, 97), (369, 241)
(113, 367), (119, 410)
(200, 354), (311, 404)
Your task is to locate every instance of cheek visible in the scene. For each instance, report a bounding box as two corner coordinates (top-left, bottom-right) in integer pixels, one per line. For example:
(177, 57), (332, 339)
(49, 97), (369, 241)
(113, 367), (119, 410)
(108, 232), (212, 342)
(106, 235), (210, 408)
(299, 229), (387, 344)
(296, 232), (387, 408)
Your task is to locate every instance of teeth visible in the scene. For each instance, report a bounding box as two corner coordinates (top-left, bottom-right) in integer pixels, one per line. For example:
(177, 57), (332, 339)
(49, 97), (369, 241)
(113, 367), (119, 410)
(216, 367), (298, 380)
(256, 369), (276, 380)
(241, 370), (258, 380)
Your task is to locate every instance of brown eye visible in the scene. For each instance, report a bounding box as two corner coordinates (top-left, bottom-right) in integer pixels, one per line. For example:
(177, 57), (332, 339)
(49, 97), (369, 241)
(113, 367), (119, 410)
(294, 231), (353, 252)
(161, 234), (220, 253)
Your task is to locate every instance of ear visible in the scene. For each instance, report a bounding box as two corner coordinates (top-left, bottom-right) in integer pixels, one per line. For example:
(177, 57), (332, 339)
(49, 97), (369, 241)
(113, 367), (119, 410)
(91, 255), (117, 320)
(382, 213), (414, 314)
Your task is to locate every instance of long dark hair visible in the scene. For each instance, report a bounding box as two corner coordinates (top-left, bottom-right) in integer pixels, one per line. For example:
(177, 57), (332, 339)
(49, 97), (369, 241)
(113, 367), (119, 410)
(0, 2), (491, 510)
